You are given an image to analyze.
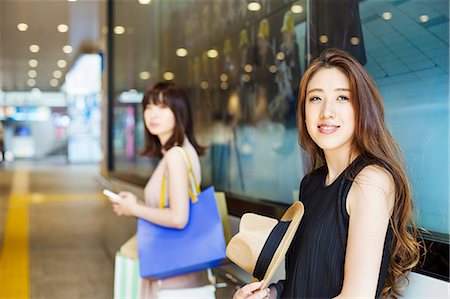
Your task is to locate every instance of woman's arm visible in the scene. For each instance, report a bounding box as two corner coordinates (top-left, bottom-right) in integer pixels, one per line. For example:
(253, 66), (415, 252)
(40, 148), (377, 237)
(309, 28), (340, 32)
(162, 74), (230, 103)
(114, 148), (190, 229)
(334, 165), (395, 298)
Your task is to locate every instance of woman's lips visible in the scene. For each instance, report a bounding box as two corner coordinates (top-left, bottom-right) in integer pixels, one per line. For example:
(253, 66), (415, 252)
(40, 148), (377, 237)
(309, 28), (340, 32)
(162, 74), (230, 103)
(318, 124), (339, 134)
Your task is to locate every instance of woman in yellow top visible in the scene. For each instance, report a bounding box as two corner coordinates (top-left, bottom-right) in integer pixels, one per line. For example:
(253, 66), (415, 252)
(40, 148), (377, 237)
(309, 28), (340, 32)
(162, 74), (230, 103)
(112, 82), (210, 297)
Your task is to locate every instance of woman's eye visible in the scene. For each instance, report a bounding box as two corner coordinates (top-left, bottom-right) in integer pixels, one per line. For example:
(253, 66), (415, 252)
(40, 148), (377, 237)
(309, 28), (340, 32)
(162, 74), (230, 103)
(338, 96), (350, 101)
(309, 96), (321, 102)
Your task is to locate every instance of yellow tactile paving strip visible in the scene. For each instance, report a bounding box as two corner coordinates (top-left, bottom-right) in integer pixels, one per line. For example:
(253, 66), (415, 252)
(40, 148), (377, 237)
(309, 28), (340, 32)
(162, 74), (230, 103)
(0, 170), (103, 299)
(0, 171), (30, 299)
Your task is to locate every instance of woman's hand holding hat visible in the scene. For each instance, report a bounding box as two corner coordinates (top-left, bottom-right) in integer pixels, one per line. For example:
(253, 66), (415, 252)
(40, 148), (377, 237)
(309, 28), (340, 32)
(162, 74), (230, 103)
(233, 281), (271, 299)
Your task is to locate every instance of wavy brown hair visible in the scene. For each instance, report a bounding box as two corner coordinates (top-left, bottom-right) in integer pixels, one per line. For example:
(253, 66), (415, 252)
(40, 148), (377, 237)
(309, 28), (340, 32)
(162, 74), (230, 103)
(141, 82), (205, 158)
(297, 48), (422, 298)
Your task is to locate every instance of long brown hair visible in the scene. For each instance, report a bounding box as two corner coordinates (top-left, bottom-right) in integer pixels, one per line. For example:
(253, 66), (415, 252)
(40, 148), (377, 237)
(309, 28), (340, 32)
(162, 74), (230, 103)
(141, 82), (205, 158)
(297, 48), (422, 298)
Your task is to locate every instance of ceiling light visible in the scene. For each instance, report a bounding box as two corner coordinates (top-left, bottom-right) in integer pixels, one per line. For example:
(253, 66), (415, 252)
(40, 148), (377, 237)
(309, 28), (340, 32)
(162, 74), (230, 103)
(269, 65), (278, 73)
(28, 70), (37, 78)
(50, 79), (59, 87)
(163, 72), (174, 81)
(220, 82), (228, 90)
(31, 87), (41, 97)
(242, 74), (251, 82)
(53, 70), (62, 79)
(29, 44), (40, 53)
(176, 48), (188, 57)
(27, 79), (36, 87)
(57, 24), (69, 33)
(57, 59), (67, 68)
(419, 15), (429, 23)
(319, 35), (328, 44)
(206, 49), (219, 58)
(200, 81), (209, 90)
(17, 23), (28, 31)
(220, 73), (228, 82)
(62, 45), (73, 54)
(114, 26), (126, 35)
(139, 71), (151, 80)
(244, 64), (253, 73)
(138, 0), (151, 4)
(31, 88), (41, 96)
(291, 4), (303, 13)
(382, 12), (392, 20)
(247, 1), (261, 11)
(350, 37), (360, 45)
(67, 0), (77, 2)
(28, 59), (38, 68)
(276, 52), (285, 60)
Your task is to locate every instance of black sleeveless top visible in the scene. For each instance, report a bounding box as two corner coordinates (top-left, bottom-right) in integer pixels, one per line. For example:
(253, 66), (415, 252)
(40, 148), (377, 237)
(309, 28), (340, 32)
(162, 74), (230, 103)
(281, 155), (393, 298)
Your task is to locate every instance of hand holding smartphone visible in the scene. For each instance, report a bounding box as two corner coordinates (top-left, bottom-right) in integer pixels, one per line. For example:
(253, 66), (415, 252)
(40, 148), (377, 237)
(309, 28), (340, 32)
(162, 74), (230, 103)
(103, 189), (122, 203)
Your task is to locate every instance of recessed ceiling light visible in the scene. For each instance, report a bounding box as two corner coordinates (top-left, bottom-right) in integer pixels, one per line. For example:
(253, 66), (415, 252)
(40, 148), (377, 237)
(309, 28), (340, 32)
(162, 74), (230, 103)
(28, 70), (37, 78)
(28, 59), (38, 68)
(206, 49), (219, 58)
(62, 45), (73, 54)
(176, 48), (188, 57)
(138, 0), (151, 4)
(291, 4), (303, 13)
(31, 88), (41, 96)
(350, 37), (360, 45)
(114, 26), (126, 35)
(244, 64), (253, 73)
(200, 81), (209, 90)
(53, 70), (62, 79)
(67, 0), (77, 2)
(220, 82), (228, 90)
(50, 79), (59, 87)
(27, 79), (36, 87)
(419, 15), (429, 22)
(57, 24), (69, 33)
(57, 59), (67, 68)
(247, 1), (261, 11)
(276, 52), (286, 60)
(319, 35), (328, 44)
(163, 72), (174, 81)
(29, 44), (40, 53)
(17, 23), (28, 31)
(220, 73), (228, 82)
(269, 65), (278, 73)
(382, 12), (392, 20)
(139, 71), (151, 80)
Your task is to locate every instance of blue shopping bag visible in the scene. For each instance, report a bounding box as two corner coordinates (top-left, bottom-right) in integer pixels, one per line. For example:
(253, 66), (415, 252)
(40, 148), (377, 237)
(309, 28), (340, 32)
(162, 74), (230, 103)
(137, 185), (227, 279)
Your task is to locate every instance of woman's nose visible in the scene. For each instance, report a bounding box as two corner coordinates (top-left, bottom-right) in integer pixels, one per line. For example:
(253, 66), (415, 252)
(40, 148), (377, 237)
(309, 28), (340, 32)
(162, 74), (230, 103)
(320, 101), (336, 119)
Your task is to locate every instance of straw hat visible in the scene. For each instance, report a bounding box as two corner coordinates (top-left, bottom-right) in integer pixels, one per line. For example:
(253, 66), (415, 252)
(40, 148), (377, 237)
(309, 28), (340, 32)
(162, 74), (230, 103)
(226, 201), (304, 289)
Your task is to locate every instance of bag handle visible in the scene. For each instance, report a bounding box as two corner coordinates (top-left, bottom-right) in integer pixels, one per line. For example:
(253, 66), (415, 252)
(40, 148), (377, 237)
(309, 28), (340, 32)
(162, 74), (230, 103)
(160, 147), (201, 208)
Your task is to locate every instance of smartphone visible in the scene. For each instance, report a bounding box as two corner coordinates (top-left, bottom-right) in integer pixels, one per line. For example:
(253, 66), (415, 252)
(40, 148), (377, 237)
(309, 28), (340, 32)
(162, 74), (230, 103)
(103, 189), (122, 203)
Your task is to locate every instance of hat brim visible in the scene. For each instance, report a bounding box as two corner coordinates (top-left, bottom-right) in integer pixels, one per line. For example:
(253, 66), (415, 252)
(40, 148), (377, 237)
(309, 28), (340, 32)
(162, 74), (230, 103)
(260, 201), (304, 289)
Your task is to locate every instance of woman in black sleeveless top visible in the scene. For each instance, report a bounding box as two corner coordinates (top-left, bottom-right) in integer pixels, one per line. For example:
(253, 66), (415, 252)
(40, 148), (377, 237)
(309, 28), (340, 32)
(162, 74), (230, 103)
(233, 49), (421, 299)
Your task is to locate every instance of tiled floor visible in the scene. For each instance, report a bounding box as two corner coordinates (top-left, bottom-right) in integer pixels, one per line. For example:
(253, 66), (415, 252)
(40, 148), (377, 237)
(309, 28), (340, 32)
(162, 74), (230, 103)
(0, 161), (115, 299)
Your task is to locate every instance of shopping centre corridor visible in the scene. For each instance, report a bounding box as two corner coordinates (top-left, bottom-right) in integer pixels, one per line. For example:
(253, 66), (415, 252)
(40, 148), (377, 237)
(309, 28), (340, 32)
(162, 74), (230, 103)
(0, 160), (115, 298)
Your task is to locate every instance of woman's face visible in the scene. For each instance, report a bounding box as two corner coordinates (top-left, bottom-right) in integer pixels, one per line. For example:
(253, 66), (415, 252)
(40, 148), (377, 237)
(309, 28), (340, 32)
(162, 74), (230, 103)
(304, 67), (356, 155)
(143, 98), (176, 145)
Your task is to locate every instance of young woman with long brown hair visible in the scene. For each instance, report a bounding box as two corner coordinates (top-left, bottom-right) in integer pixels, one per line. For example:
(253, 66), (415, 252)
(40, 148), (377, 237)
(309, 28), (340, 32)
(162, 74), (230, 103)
(111, 82), (213, 298)
(233, 48), (421, 299)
